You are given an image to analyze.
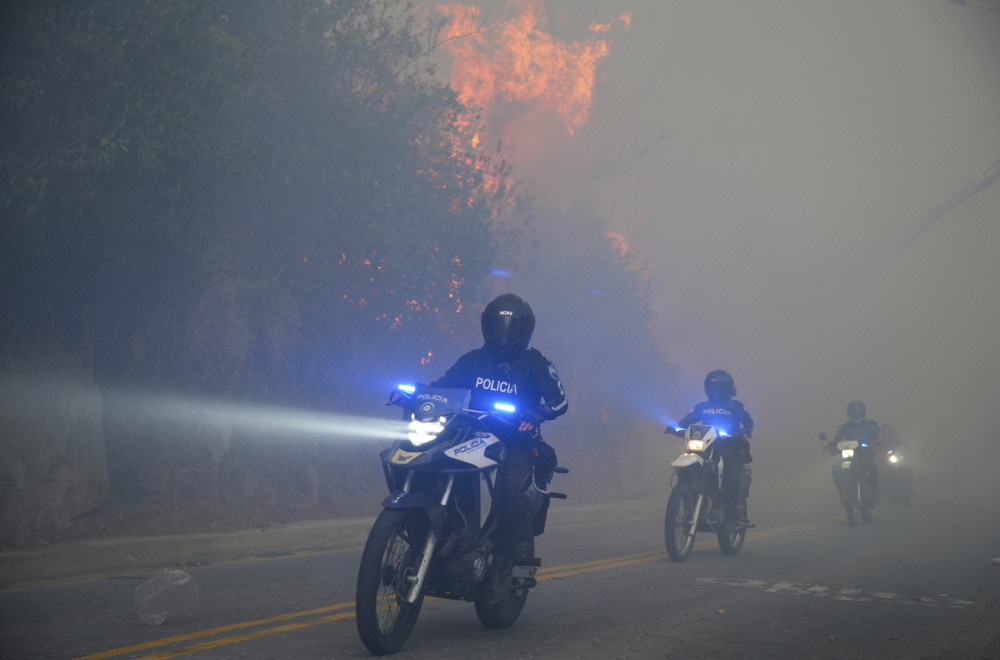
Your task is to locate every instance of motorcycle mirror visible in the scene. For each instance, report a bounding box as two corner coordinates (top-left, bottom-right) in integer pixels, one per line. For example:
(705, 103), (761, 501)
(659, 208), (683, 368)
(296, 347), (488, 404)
(818, 432), (828, 442)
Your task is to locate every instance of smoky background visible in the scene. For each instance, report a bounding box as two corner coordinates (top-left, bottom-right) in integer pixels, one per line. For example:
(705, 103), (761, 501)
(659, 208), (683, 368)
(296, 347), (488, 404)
(425, 0), (1000, 515)
(2, 0), (998, 544)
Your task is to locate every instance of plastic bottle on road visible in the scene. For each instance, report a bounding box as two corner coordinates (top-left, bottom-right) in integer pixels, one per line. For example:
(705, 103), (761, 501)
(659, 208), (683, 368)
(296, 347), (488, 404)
(133, 569), (200, 625)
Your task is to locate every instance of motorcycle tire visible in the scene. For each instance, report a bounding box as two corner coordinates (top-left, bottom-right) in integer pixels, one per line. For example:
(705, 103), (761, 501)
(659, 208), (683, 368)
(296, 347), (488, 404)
(844, 479), (859, 527)
(475, 528), (533, 629)
(860, 481), (874, 525)
(664, 481), (698, 562)
(356, 508), (427, 655)
(717, 497), (747, 555)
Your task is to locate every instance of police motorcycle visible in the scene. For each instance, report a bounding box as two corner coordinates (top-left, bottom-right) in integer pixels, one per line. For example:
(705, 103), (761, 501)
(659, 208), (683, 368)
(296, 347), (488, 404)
(819, 432), (878, 526)
(663, 424), (752, 562)
(881, 447), (913, 507)
(355, 383), (567, 655)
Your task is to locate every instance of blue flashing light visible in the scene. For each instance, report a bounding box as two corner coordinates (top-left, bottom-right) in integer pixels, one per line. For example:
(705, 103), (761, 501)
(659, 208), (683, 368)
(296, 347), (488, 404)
(491, 269), (511, 278)
(674, 427), (685, 433)
(397, 384), (416, 394)
(718, 430), (730, 437)
(493, 402), (516, 414)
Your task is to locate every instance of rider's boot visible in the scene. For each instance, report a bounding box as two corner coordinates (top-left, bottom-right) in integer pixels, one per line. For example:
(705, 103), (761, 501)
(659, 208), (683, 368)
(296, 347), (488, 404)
(723, 493), (739, 527)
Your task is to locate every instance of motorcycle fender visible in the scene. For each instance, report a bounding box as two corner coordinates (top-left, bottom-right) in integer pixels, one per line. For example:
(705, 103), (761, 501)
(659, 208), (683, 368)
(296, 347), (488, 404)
(671, 453), (703, 468)
(381, 491), (447, 532)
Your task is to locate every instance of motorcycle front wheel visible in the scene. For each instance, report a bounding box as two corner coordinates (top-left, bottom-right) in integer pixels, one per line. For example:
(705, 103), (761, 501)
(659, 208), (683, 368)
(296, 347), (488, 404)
(860, 479), (875, 525)
(475, 527), (533, 629)
(844, 479), (859, 527)
(356, 509), (427, 655)
(717, 496), (747, 555)
(664, 481), (698, 562)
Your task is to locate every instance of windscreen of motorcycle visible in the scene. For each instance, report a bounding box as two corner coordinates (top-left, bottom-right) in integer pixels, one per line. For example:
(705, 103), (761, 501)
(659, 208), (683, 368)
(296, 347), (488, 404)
(688, 424), (713, 441)
(411, 386), (467, 421)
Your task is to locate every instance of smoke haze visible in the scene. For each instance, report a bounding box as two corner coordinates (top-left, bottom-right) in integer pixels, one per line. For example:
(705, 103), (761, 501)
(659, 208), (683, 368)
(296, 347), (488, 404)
(426, 0), (1000, 504)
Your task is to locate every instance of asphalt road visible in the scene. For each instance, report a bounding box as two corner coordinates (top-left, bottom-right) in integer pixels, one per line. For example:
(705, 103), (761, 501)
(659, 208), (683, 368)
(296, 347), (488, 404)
(1, 489), (998, 659)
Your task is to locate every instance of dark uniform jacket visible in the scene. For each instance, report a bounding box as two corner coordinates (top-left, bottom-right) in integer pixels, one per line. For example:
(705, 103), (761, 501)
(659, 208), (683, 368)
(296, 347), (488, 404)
(431, 347), (568, 427)
(832, 419), (880, 445)
(678, 399), (755, 437)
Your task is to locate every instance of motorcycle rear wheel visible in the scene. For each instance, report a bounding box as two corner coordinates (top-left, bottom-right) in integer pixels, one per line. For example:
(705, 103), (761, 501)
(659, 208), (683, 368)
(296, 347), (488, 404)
(717, 497), (747, 555)
(664, 481), (697, 562)
(475, 529), (533, 629)
(356, 509), (427, 655)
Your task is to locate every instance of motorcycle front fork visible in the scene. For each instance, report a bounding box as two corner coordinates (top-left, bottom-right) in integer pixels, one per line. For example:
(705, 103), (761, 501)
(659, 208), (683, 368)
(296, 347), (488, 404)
(686, 465), (718, 537)
(689, 495), (706, 537)
(404, 474), (455, 603)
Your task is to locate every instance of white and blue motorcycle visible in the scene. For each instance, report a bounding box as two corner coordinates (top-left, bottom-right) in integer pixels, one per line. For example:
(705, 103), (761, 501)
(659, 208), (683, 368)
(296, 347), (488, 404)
(663, 424), (752, 561)
(355, 384), (566, 655)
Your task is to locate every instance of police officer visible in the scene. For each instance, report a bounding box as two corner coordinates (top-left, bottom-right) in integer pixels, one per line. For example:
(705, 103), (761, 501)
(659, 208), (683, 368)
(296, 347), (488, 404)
(430, 293), (567, 605)
(673, 369), (754, 524)
(828, 400), (881, 501)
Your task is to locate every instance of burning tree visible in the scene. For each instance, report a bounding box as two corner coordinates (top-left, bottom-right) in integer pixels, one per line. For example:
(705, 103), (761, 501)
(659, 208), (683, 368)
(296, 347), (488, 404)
(0, 0), (518, 401)
(0, 0), (525, 526)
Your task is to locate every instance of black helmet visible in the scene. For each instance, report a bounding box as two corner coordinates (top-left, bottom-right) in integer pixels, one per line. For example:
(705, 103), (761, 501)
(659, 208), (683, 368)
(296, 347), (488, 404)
(481, 293), (535, 357)
(704, 369), (736, 400)
(847, 400), (866, 422)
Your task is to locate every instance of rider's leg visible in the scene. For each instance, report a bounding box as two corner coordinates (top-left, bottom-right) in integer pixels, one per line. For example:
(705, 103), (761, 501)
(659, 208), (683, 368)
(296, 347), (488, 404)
(719, 441), (744, 520)
(485, 447), (532, 604)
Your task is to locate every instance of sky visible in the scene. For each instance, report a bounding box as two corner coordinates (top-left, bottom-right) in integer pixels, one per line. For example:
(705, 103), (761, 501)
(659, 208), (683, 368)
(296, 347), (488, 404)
(423, 0), (1000, 494)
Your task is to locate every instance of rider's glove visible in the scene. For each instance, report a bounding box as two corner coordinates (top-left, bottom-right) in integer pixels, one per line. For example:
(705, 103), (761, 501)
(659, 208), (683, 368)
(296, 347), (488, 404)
(520, 407), (548, 428)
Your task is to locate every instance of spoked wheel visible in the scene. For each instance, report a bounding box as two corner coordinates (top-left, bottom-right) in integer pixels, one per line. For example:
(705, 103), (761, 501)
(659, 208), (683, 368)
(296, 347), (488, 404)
(844, 480), (859, 527)
(718, 497), (747, 555)
(475, 527), (533, 629)
(664, 481), (698, 562)
(356, 509), (427, 655)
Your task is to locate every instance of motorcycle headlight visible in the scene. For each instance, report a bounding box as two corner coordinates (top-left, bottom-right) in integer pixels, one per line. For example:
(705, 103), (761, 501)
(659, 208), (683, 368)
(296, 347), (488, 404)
(687, 439), (704, 452)
(888, 454), (899, 464)
(407, 417), (445, 446)
(841, 448), (855, 458)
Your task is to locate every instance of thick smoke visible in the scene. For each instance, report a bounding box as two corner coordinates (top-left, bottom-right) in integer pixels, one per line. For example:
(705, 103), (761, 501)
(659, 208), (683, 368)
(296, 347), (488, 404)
(427, 0), (1000, 506)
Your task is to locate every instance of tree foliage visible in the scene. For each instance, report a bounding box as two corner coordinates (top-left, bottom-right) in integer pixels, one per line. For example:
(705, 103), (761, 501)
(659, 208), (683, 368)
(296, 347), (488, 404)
(0, 0), (513, 402)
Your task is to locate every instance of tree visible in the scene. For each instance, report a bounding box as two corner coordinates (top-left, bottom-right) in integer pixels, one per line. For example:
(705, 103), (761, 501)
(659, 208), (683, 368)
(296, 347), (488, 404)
(0, 0), (517, 400)
(0, 0), (521, 519)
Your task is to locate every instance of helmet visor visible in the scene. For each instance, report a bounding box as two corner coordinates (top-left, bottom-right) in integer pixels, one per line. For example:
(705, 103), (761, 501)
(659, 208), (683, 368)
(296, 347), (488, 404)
(483, 312), (533, 347)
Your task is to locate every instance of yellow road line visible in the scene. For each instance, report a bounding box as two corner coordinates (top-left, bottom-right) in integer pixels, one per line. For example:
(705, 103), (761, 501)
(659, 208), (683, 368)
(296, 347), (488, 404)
(73, 518), (839, 660)
(72, 603), (355, 660)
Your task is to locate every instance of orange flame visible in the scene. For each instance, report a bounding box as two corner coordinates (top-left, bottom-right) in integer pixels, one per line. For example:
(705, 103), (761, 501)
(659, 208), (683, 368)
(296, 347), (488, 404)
(606, 231), (630, 259)
(437, 1), (628, 136)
